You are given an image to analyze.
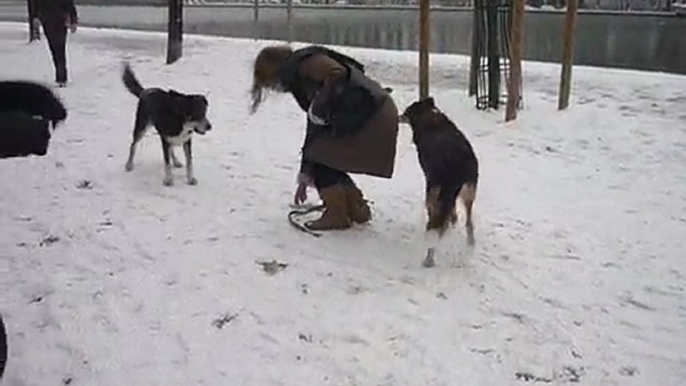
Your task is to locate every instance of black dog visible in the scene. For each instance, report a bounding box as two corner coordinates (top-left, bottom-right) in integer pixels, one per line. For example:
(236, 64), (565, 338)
(122, 63), (211, 186)
(0, 313), (5, 380)
(0, 81), (67, 128)
(400, 97), (479, 268)
(0, 112), (51, 159)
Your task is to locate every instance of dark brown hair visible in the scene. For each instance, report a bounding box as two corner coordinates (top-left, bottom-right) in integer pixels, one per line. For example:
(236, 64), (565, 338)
(250, 45), (293, 114)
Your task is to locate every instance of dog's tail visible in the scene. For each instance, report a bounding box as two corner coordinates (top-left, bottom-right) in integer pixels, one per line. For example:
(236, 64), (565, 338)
(427, 183), (462, 235)
(122, 63), (144, 98)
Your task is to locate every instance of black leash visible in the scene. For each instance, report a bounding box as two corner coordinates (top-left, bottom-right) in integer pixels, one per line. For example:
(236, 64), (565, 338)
(288, 205), (325, 238)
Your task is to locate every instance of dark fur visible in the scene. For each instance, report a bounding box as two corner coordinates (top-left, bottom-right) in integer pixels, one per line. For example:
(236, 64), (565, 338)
(401, 97), (479, 237)
(0, 81), (67, 128)
(122, 63), (212, 186)
(0, 112), (51, 159)
(0, 314), (6, 380)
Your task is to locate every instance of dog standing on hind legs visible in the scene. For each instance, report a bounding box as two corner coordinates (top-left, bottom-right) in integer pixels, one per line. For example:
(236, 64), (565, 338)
(400, 97), (479, 268)
(121, 63), (212, 186)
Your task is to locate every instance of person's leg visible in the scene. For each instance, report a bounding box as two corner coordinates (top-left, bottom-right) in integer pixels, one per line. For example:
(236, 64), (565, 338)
(310, 163), (372, 225)
(53, 26), (68, 84)
(43, 23), (68, 84)
(306, 163), (353, 230)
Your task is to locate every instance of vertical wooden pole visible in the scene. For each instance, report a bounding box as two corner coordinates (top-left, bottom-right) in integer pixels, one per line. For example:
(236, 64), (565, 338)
(468, 0), (479, 97)
(505, 0), (525, 122)
(27, 0), (39, 42)
(166, 0), (183, 65)
(253, 0), (260, 40)
(286, 0), (294, 43)
(486, 0), (499, 109)
(558, 0), (579, 110)
(419, 0), (430, 100)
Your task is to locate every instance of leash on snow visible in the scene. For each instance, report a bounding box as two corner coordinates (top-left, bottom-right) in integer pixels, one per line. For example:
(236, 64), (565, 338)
(288, 204), (325, 238)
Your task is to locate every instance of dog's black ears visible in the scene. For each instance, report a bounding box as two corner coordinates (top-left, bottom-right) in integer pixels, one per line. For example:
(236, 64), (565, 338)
(194, 95), (209, 106)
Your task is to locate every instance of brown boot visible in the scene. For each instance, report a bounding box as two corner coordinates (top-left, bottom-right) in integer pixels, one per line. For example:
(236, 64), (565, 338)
(306, 185), (352, 230)
(344, 184), (371, 224)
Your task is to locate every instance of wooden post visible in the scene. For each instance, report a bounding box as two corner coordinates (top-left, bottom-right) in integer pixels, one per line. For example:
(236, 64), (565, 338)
(468, 0), (479, 97)
(505, 0), (525, 122)
(286, 0), (294, 43)
(486, 0), (499, 109)
(27, 0), (40, 42)
(166, 0), (183, 65)
(419, 0), (430, 100)
(253, 0), (260, 40)
(558, 0), (579, 110)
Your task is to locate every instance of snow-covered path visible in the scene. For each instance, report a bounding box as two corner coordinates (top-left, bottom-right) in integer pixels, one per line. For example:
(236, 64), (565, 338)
(1, 23), (685, 386)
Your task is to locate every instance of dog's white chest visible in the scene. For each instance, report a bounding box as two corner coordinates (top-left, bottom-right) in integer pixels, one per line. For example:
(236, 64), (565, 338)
(165, 125), (194, 146)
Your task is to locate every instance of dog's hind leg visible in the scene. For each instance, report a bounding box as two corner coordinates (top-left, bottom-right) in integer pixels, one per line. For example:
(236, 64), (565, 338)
(125, 102), (149, 172)
(170, 148), (183, 168)
(423, 229), (440, 268)
(183, 140), (197, 185)
(161, 138), (174, 186)
(423, 186), (442, 268)
(460, 183), (477, 246)
(125, 139), (139, 172)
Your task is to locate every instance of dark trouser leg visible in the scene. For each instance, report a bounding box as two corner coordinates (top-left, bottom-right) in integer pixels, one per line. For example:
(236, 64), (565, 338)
(304, 163), (352, 230)
(43, 23), (68, 83)
(309, 163), (353, 191)
(308, 162), (371, 223)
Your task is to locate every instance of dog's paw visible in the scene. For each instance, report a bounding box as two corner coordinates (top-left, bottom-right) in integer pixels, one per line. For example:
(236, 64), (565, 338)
(173, 161), (184, 168)
(422, 256), (436, 268)
(163, 177), (174, 186)
(422, 248), (436, 268)
(125, 163), (134, 172)
(187, 177), (198, 186)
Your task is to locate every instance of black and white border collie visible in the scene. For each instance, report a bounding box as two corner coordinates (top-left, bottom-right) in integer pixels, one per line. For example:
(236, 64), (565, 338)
(122, 63), (212, 186)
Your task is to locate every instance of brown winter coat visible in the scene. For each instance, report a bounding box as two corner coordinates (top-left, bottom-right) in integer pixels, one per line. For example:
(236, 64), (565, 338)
(286, 50), (399, 179)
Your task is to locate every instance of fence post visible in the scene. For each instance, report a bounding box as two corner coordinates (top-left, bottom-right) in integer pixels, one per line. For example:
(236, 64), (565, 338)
(558, 0), (579, 110)
(468, 0), (479, 97)
(27, 0), (39, 42)
(505, 0), (525, 122)
(253, 0), (260, 40)
(166, 0), (183, 65)
(286, 0), (293, 43)
(486, 0), (499, 109)
(419, 0), (430, 100)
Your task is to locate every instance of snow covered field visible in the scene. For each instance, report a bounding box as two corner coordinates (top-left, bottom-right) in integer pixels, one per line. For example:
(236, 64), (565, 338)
(1, 22), (685, 386)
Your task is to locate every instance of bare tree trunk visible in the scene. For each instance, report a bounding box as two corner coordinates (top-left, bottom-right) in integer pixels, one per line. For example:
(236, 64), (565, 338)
(166, 0), (183, 64)
(558, 0), (579, 110)
(419, 0), (430, 100)
(287, 0), (293, 43)
(505, 0), (525, 121)
(27, 0), (40, 42)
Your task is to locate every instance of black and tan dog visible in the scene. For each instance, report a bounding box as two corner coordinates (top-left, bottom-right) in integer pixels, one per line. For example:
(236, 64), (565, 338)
(0, 80), (67, 128)
(122, 63), (211, 186)
(0, 81), (67, 159)
(0, 112), (52, 159)
(400, 97), (479, 268)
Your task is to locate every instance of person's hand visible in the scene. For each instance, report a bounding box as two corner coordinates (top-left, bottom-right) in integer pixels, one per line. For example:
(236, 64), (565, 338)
(294, 173), (313, 206)
(294, 183), (308, 206)
(32, 18), (40, 29)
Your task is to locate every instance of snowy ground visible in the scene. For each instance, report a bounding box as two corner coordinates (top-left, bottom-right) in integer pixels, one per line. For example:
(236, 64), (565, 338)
(1, 22), (686, 386)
